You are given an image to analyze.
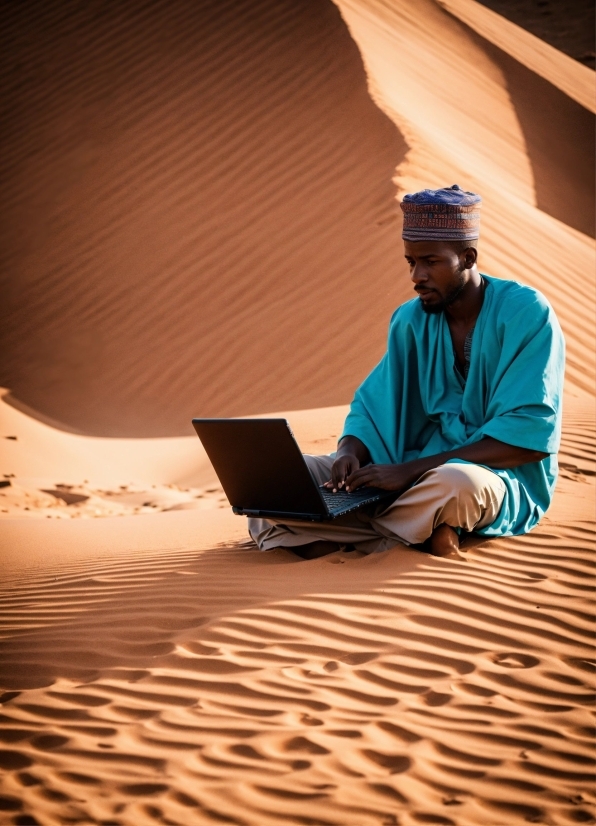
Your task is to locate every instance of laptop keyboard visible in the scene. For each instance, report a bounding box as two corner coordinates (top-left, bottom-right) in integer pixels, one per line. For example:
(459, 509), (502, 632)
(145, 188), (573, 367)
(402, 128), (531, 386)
(320, 487), (379, 509)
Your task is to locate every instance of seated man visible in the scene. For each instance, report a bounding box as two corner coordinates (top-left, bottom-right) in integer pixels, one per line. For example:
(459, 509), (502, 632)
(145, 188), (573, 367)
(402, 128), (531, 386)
(249, 185), (565, 559)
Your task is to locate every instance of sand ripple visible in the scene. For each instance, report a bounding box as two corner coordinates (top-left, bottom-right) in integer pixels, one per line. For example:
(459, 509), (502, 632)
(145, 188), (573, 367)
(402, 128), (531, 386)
(1, 507), (594, 824)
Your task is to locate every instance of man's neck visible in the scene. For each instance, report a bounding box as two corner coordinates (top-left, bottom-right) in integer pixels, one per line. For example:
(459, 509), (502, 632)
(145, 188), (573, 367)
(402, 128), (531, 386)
(445, 267), (484, 327)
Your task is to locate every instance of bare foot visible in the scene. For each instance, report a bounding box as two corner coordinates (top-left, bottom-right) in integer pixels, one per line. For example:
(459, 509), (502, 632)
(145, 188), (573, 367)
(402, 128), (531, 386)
(292, 541), (343, 560)
(429, 524), (461, 558)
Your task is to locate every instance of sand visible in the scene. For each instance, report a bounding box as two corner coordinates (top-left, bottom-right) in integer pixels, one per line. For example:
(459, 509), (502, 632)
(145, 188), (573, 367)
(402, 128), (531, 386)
(0, 394), (594, 825)
(1, 0), (595, 824)
(475, 0), (595, 69)
(0, 0), (406, 437)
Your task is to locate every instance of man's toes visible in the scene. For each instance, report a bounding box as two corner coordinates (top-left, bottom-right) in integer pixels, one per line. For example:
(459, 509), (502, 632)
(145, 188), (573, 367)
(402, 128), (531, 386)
(429, 524), (460, 557)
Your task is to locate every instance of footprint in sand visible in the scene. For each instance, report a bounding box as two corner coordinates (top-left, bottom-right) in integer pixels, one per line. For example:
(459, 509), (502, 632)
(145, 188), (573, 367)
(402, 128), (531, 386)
(300, 714), (323, 726)
(493, 653), (540, 669)
(423, 690), (452, 707)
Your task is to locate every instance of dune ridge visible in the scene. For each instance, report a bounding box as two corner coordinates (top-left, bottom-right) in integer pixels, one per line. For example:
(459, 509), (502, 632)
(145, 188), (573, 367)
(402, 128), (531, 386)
(438, 0), (596, 112)
(333, 0), (596, 396)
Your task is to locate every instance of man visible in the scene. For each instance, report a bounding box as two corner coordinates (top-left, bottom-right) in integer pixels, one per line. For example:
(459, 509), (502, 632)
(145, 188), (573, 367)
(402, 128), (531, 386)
(249, 185), (565, 559)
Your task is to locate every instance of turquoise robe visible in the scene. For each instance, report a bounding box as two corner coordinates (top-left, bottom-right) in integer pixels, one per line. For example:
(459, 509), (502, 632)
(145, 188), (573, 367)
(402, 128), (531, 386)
(341, 275), (565, 536)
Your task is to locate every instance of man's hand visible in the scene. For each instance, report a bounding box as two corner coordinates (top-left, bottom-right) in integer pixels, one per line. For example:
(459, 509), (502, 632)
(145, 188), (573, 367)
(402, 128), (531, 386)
(324, 432), (548, 497)
(342, 436), (549, 495)
(344, 463), (417, 494)
(327, 453), (361, 491)
(324, 435), (370, 491)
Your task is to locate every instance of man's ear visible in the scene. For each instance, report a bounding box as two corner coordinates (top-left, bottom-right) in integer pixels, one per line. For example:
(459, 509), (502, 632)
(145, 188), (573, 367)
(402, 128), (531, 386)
(463, 247), (478, 269)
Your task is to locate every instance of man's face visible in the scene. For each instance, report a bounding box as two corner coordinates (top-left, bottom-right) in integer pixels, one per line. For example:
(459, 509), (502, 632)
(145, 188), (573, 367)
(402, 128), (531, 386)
(404, 240), (469, 314)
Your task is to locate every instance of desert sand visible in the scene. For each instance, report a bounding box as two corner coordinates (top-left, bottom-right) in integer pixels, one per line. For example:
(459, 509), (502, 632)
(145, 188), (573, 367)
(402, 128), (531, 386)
(1, 0), (595, 824)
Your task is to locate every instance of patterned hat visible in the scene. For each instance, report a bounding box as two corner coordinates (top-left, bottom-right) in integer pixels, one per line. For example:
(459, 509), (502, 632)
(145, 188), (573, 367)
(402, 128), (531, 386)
(401, 184), (481, 241)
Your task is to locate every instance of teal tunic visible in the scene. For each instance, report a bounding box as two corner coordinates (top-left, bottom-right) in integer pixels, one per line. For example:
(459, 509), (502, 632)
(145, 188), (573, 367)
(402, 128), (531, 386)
(341, 275), (565, 536)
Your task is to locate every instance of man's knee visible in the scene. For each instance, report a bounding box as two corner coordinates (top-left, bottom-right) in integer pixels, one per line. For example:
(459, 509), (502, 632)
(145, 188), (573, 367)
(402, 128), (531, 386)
(426, 462), (485, 495)
(422, 462), (505, 509)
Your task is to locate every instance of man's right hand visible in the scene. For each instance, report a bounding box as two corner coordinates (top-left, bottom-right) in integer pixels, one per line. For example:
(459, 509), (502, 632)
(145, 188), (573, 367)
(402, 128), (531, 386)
(327, 454), (361, 491)
(324, 435), (370, 491)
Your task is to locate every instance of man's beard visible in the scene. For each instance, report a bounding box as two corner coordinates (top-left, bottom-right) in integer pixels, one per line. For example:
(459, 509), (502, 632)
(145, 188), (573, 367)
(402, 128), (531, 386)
(420, 272), (466, 314)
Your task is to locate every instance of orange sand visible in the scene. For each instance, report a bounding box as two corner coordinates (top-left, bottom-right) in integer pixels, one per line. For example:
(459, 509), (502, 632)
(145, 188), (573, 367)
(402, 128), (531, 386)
(1, 0), (595, 824)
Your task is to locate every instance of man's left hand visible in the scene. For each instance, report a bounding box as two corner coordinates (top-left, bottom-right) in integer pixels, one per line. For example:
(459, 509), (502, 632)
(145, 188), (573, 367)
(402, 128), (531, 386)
(345, 463), (419, 494)
(342, 437), (549, 496)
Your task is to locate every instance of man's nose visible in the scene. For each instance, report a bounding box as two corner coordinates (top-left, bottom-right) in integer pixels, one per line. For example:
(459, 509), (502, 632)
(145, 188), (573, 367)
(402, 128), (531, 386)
(410, 263), (428, 283)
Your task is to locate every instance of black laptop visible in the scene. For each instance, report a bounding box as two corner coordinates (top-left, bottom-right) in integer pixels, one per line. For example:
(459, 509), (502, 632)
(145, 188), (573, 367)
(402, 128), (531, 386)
(191, 418), (396, 522)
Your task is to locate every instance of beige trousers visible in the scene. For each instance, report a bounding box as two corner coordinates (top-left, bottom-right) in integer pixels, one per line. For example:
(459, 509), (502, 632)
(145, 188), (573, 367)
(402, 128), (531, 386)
(248, 453), (506, 554)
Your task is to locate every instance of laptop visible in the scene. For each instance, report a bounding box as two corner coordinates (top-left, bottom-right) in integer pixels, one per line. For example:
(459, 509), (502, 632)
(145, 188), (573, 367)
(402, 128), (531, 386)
(191, 418), (396, 522)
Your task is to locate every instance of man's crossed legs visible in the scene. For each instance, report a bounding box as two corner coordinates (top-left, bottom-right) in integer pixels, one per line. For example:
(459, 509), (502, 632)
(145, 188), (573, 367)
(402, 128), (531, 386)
(248, 454), (506, 558)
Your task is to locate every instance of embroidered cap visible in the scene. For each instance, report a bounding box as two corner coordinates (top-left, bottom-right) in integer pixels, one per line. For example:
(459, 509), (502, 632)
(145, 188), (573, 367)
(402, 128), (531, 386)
(401, 184), (481, 241)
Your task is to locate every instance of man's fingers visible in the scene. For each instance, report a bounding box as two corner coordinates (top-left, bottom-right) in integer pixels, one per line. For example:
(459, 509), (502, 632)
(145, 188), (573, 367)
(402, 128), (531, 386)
(330, 457), (362, 491)
(331, 467), (343, 490)
(332, 461), (350, 487)
(330, 469), (344, 492)
(345, 468), (372, 491)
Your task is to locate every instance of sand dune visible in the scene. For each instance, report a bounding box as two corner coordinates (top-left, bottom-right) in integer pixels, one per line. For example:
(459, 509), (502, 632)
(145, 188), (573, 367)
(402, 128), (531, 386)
(1, 0), (595, 823)
(0, 388), (345, 524)
(3, 0), (591, 435)
(1, 0), (405, 437)
(440, 0), (596, 111)
(475, 0), (595, 70)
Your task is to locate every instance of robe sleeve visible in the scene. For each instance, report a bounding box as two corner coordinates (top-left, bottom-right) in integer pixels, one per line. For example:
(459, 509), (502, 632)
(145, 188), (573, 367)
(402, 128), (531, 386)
(340, 303), (436, 464)
(476, 293), (564, 454)
(340, 308), (401, 464)
(340, 310), (399, 465)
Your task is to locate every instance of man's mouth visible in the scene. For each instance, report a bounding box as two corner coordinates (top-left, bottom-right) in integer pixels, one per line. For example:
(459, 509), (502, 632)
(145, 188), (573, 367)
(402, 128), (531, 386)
(416, 289), (435, 298)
